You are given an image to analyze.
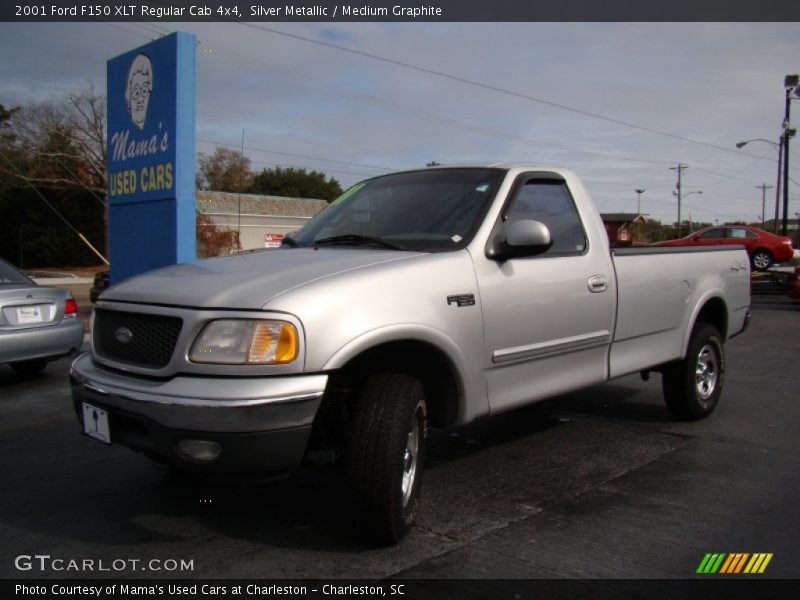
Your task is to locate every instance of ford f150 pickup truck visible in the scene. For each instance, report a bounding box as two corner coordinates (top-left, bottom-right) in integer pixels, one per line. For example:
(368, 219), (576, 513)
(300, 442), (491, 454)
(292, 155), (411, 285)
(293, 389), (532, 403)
(71, 165), (751, 543)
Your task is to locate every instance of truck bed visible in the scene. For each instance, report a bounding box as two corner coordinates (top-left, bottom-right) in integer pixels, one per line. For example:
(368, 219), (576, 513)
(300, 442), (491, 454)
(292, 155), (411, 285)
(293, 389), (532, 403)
(609, 245), (751, 379)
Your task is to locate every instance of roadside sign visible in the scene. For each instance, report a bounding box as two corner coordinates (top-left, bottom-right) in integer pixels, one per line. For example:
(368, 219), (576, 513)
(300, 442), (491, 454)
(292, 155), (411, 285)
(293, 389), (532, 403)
(264, 233), (285, 248)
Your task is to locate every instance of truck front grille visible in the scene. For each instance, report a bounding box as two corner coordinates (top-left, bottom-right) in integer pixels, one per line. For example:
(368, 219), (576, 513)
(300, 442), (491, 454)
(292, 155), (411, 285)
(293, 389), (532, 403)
(93, 309), (183, 369)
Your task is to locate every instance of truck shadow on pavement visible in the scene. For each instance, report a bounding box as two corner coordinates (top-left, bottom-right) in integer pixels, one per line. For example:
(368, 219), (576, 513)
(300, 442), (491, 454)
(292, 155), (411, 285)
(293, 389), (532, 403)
(1, 375), (678, 567)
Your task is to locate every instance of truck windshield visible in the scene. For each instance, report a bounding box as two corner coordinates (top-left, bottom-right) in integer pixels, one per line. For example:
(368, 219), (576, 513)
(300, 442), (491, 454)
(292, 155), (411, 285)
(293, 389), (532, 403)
(288, 168), (507, 252)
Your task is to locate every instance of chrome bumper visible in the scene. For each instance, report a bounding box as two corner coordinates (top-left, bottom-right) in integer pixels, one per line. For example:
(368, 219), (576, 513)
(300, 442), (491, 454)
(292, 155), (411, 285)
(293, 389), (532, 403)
(69, 353), (329, 473)
(70, 352), (327, 433)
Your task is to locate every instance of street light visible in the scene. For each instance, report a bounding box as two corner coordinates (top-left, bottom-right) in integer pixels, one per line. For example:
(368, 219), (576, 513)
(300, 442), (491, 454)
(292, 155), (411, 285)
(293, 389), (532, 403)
(634, 188), (645, 242)
(736, 137), (781, 233)
(683, 190), (704, 199)
(672, 189), (702, 236)
(635, 188), (645, 215)
(736, 138), (778, 149)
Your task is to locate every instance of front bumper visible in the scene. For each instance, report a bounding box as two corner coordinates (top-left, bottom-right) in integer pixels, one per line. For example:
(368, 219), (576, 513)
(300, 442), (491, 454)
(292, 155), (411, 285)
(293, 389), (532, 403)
(69, 353), (328, 474)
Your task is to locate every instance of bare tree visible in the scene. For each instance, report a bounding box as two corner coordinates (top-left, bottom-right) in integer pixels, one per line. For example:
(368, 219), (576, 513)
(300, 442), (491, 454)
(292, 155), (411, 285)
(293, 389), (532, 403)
(1, 89), (107, 196)
(197, 147), (252, 192)
(0, 89), (108, 265)
(196, 212), (240, 258)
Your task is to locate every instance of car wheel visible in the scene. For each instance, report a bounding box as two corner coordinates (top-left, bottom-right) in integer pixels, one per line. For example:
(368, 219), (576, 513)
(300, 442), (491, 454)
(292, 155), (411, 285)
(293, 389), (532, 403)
(346, 372), (427, 544)
(751, 249), (772, 271)
(662, 323), (725, 421)
(10, 359), (48, 376)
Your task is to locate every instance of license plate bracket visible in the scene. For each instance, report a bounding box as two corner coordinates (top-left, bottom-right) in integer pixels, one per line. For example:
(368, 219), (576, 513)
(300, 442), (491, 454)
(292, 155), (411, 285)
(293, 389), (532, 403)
(17, 305), (43, 324)
(82, 402), (111, 444)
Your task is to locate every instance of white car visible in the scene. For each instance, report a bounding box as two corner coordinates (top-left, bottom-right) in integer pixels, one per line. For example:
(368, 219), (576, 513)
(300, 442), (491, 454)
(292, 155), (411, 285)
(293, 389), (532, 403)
(0, 258), (84, 375)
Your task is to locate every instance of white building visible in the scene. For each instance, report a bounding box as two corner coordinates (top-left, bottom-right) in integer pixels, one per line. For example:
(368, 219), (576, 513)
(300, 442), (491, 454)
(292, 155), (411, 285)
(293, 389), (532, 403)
(196, 190), (328, 251)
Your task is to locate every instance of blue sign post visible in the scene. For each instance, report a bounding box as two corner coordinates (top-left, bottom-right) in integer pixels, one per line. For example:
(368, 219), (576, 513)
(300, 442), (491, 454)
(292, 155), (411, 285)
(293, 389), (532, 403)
(106, 32), (196, 283)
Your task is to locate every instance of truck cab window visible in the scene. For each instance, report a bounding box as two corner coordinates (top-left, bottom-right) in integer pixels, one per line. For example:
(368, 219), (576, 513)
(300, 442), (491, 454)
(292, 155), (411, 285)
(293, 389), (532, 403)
(505, 179), (587, 254)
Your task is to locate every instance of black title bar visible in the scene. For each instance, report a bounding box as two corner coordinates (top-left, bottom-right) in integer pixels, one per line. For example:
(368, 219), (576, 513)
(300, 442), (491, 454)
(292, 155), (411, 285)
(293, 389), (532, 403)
(3, 0), (800, 22)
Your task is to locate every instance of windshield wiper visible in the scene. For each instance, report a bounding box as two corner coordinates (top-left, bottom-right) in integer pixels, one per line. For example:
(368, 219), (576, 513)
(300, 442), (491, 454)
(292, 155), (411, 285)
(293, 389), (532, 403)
(313, 234), (407, 251)
(281, 234), (300, 247)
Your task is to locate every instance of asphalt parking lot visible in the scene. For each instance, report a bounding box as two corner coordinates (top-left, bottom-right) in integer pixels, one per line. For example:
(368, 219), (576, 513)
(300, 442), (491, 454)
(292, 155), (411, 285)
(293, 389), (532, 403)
(1, 294), (798, 582)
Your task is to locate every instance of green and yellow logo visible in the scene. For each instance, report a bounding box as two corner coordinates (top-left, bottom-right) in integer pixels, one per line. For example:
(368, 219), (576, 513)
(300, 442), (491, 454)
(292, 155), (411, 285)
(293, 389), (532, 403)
(696, 553), (773, 574)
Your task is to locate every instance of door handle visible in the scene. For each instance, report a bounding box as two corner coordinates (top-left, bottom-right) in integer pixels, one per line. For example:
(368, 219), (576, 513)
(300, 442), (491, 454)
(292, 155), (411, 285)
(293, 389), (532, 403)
(588, 275), (608, 293)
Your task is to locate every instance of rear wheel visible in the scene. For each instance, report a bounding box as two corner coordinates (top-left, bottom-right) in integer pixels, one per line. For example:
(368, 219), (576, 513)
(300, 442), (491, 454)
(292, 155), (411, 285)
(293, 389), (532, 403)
(662, 323), (724, 420)
(751, 249), (772, 271)
(10, 359), (48, 376)
(346, 373), (427, 544)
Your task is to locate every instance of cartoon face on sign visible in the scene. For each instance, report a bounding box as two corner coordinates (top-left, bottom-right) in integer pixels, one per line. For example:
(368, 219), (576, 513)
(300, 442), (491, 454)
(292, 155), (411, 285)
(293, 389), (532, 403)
(124, 54), (152, 130)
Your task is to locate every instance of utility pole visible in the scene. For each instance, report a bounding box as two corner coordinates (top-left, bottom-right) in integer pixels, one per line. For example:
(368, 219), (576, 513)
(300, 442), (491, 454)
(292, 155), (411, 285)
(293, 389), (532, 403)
(757, 184), (772, 229)
(670, 164), (688, 237)
(238, 129), (244, 247)
(782, 74), (799, 236)
(774, 136), (784, 233)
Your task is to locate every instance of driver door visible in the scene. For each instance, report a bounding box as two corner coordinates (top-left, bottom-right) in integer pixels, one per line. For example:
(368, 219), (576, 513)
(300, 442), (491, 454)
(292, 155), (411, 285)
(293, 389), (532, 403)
(473, 174), (616, 413)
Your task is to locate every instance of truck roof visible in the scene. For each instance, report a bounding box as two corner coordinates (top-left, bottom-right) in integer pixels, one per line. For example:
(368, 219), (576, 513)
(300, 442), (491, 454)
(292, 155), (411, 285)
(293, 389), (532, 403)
(387, 163), (574, 177)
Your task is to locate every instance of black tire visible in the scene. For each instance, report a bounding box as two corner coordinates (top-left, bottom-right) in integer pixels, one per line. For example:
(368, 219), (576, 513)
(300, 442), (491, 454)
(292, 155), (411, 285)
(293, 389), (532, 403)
(662, 323), (725, 421)
(751, 249), (772, 271)
(346, 373), (427, 545)
(10, 359), (48, 376)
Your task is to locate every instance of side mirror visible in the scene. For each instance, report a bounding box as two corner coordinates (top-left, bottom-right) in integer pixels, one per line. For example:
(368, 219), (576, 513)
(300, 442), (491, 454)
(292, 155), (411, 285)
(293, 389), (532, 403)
(486, 219), (553, 261)
(506, 219), (552, 248)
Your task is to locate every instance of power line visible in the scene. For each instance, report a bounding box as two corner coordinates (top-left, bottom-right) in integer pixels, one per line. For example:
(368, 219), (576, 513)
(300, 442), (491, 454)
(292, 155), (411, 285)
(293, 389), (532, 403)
(196, 139), (379, 178)
(194, 37), (673, 168)
(245, 158), (377, 179)
(688, 150), (774, 189)
(0, 50), (92, 82)
(10, 23), (789, 192)
(0, 150), (108, 264)
(100, 22), (153, 41)
(10, 20), (794, 222)
(239, 23), (775, 160)
(197, 137), (391, 172)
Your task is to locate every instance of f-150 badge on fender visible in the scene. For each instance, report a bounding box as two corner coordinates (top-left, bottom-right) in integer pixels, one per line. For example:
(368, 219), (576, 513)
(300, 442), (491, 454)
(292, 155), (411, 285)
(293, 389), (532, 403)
(447, 294), (476, 307)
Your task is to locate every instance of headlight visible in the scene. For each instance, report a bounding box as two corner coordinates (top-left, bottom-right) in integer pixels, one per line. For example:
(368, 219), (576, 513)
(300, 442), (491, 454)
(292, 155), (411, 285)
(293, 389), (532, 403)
(189, 319), (298, 365)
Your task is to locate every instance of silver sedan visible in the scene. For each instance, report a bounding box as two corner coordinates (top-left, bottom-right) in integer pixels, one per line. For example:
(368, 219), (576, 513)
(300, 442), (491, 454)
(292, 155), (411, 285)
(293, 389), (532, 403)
(0, 258), (85, 375)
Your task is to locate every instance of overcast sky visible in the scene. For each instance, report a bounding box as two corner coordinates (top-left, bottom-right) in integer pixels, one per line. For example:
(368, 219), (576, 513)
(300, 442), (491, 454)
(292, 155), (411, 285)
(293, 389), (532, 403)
(1, 21), (799, 225)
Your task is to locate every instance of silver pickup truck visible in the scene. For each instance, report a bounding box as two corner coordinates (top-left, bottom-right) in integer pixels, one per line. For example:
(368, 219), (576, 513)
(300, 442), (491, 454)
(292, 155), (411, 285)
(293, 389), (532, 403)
(71, 165), (751, 543)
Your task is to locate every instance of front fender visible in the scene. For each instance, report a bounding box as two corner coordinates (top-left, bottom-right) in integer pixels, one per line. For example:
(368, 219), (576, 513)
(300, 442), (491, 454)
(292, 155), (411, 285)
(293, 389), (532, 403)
(322, 323), (488, 424)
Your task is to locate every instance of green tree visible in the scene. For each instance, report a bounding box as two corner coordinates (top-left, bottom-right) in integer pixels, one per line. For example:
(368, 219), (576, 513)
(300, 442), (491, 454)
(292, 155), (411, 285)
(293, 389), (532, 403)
(250, 166), (342, 202)
(0, 90), (106, 267)
(197, 147), (252, 192)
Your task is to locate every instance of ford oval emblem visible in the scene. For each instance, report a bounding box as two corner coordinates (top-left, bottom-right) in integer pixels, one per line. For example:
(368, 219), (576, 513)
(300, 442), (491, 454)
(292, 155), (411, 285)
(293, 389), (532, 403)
(114, 327), (133, 344)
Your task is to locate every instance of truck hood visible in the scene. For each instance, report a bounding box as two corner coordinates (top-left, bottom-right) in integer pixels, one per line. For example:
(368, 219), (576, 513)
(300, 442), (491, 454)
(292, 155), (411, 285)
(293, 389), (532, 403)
(101, 248), (424, 310)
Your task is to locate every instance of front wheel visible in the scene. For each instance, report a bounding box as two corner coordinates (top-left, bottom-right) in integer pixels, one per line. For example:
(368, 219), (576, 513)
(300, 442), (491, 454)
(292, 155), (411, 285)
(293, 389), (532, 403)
(346, 373), (427, 544)
(751, 249), (772, 271)
(662, 323), (725, 420)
